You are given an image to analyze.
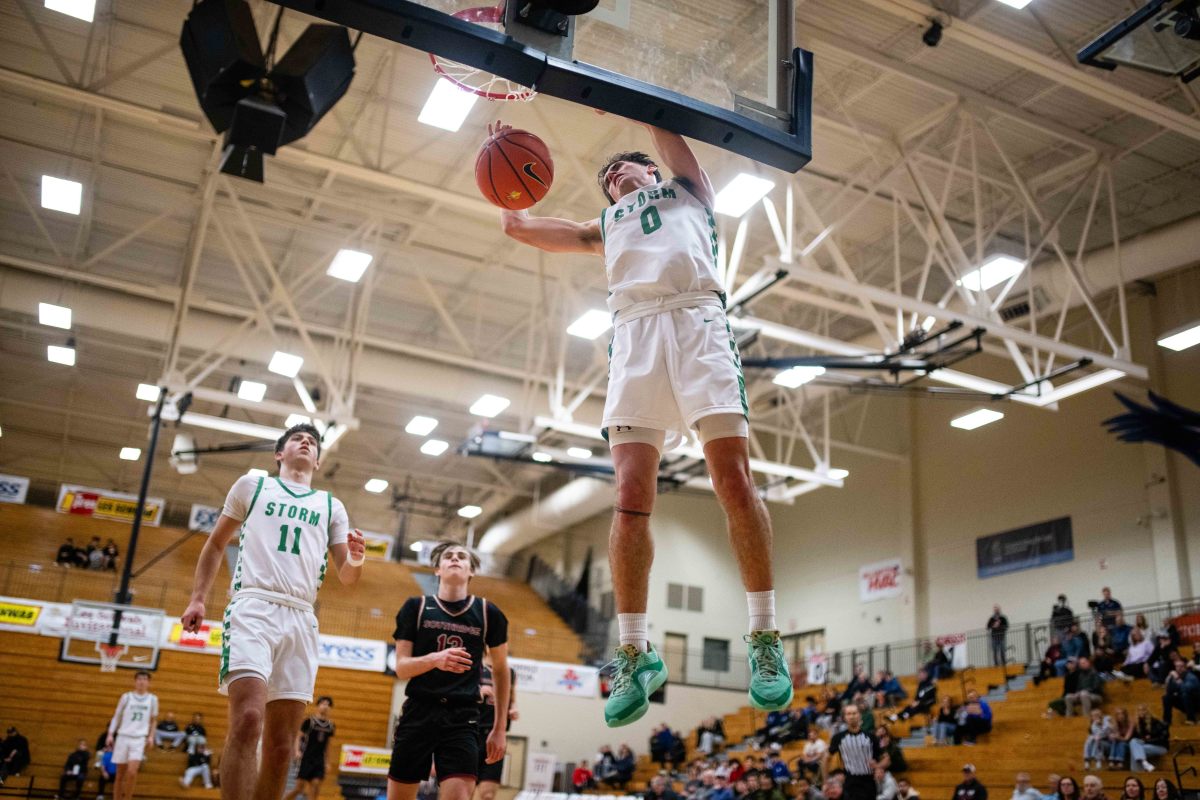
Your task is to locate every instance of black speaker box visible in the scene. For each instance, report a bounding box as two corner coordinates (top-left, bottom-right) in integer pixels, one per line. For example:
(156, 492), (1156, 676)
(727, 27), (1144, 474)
(180, 0), (265, 133)
(271, 25), (355, 146)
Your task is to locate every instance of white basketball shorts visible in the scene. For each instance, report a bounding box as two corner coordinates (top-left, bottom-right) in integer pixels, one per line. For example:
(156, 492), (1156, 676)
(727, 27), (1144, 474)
(112, 734), (146, 764)
(219, 592), (319, 703)
(602, 303), (747, 448)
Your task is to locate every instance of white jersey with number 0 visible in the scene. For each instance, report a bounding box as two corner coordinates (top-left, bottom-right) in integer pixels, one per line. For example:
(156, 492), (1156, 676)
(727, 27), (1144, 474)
(109, 691), (158, 738)
(600, 178), (723, 315)
(224, 476), (350, 607)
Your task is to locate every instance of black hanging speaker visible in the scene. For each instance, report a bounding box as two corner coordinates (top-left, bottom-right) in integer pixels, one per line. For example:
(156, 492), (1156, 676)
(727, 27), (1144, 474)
(270, 25), (355, 146)
(179, 0), (265, 133)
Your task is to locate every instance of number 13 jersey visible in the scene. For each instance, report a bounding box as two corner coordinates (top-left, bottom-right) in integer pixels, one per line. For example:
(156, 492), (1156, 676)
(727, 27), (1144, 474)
(223, 475), (350, 607)
(392, 595), (508, 705)
(600, 178), (723, 316)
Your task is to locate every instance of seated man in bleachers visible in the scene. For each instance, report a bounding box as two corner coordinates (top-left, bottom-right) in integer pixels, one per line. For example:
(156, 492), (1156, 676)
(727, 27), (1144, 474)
(889, 669), (935, 723)
(58, 738), (91, 800)
(895, 778), (918, 800)
(696, 716), (726, 755)
(644, 774), (682, 800)
(953, 691), (992, 745)
(874, 728), (905, 774)
(1063, 657), (1105, 717)
(179, 744), (215, 790)
(155, 711), (187, 750)
(796, 728), (827, 781)
(874, 765), (898, 800)
(871, 672), (906, 709)
(572, 758), (595, 793)
(1161, 655), (1199, 725)
(708, 774), (734, 800)
(0, 726), (31, 785)
(56, 537), (77, 567)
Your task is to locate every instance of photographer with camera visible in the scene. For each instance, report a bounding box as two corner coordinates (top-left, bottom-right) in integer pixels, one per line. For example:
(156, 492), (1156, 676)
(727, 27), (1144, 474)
(1093, 588), (1122, 630)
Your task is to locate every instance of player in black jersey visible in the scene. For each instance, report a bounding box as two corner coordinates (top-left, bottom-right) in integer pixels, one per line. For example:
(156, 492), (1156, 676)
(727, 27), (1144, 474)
(474, 652), (518, 800)
(388, 542), (510, 800)
(283, 696), (335, 800)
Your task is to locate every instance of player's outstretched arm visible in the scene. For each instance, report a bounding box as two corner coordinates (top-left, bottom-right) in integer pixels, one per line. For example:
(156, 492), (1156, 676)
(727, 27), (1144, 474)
(486, 643), (510, 764)
(180, 514), (239, 632)
(639, 124), (716, 210)
(392, 639), (472, 679)
(330, 528), (366, 586)
(500, 209), (603, 255)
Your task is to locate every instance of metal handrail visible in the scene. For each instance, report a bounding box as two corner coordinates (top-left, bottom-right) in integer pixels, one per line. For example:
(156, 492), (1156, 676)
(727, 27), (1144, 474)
(1172, 743), (1197, 794)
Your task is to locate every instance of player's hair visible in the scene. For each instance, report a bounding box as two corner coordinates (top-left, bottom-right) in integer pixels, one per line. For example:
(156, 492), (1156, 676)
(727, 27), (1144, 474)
(275, 423), (322, 459)
(597, 151), (661, 204)
(134, 670), (151, 679)
(316, 695), (333, 707)
(430, 540), (481, 572)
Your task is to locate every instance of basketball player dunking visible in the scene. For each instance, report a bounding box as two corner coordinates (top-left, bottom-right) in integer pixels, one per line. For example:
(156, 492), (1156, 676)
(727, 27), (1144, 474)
(388, 542), (510, 800)
(497, 118), (793, 726)
(181, 423), (366, 800)
(105, 669), (158, 800)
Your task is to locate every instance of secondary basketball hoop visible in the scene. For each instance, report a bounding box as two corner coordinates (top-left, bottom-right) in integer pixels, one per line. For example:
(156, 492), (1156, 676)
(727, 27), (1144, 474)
(97, 642), (129, 673)
(430, 4), (538, 101)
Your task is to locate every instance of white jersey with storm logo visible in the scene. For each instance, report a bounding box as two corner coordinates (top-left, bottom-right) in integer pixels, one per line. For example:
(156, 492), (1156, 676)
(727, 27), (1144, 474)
(109, 691), (159, 738)
(599, 177), (723, 316)
(222, 475), (350, 607)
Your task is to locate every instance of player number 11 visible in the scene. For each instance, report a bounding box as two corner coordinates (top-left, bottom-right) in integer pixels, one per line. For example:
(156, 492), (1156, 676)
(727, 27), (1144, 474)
(277, 524), (301, 555)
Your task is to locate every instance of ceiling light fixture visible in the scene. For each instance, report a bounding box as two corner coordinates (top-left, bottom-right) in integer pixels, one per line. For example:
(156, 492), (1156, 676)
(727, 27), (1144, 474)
(469, 394), (510, 418)
(285, 413), (312, 428)
(418, 78), (479, 132)
(994, 0), (1033, 8)
(950, 408), (1005, 430)
(237, 380), (267, 402)
(405, 415), (439, 436)
(458, 504), (483, 519)
(773, 366), (825, 388)
(958, 254), (1025, 292)
(1158, 321), (1200, 352)
(327, 249), (373, 282)
(420, 439), (449, 456)
(364, 478), (389, 493)
(268, 351), (304, 377)
(40, 175), (83, 214)
(38, 302), (72, 329)
(566, 309), (613, 340)
(44, 0), (95, 22)
(47, 344), (76, 366)
(566, 447), (593, 459)
(531, 451), (553, 463)
(136, 384), (161, 402)
(119, 447), (142, 461)
(714, 173), (775, 217)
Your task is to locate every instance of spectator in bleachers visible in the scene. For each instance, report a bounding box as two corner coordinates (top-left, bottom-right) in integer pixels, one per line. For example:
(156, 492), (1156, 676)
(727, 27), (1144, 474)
(794, 775), (823, 800)
(57, 738), (91, 799)
(759, 710), (792, 746)
(1051, 595), (1075, 640)
(1120, 778), (1144, 800)
(1150, 780), (1179, 800)
(0, 726), (31, 785)
(953, 764), (987, 800)
(750, 772), (787, 800)
(595, 745), (618, 785)
(797, 728), (827, 781)
(843, 665), (872, 704)
(890, 669), (935, 723)
(697, 716), (726, 755)
(1081, 775), (1106, 800)
(1161, 655), (1199, 725)
(95, 743), (116, 800)
(1130, 703), (1169, 773)
(645, 774), (681, 800)
(733, 779), (751, 800)
(921, 642), (953, 680)
(954, 690), (992, 745)
(1133, 614), (1149, 637)
(854, 698), (876, 735)
(767, 751), (792, 786)
(1082, 708), (1113, 771)
(1040, 775), (1061, 800)
(72, 540), (89, 567)
(1109, 613), (1133, 658)
(1095, 588), (1122, 629)
(1056, 778), (1080, 800)
(932, 696), (958, 745)
(614, 744), (636, 787)
(1090, 627), (1121, 681)
(822, 772), (845, 800)
(572, 758), (594, 792)
(726, 758), (746, 783)
(987, 606), (1009, 666)
(1121, 630), (1153, 680)
(1146, 631), (1177, 685)
(874, 728), (904, 773)
(710, 774), (734, 800)
(86, 537), (104, 570)
(873, 765), (897, 800)
(1047, 658), (1081, 717)
(1107, 707), (1134, 769)
(1060, 624), (1091, 674)
(1034, 637), (1063, 687)
(652, 724), (675, 768)
(895, 778), (918, 800)
(872, 671), (906, 708)
(103, 539), (119, 570)
(56, 538), (76, 566)
(1063, 657), (1104, 717)
(818, 688), (843, 730)
(179, 744), (214, 790)
(184, 712), (207, 754)
(1011, 773), (1041, 800)
(155, 711), (186, 749)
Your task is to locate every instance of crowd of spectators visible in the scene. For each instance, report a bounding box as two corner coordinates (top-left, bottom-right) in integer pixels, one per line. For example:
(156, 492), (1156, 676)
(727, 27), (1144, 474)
(54, 537), (119, 571)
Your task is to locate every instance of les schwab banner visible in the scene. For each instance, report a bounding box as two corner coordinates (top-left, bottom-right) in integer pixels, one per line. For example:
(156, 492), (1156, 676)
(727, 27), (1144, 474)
(339, 745), (391, 774)
(57, 484), (165, 526)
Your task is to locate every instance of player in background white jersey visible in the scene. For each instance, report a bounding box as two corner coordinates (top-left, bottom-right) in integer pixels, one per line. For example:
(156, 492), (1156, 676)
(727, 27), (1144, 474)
(181, 423), (366, 800)
(498, 118), (792, 727)
(105, 670), (158, 800)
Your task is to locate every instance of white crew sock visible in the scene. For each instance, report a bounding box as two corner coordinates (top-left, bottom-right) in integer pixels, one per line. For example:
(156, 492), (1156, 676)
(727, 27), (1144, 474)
(747, 590), (776, 632)
(618, 613), (648, 652)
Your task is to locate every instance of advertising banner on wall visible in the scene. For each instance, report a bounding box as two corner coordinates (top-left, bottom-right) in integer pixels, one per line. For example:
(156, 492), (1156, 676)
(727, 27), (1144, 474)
(509, 657), (600, 697)
(339, 745), (392, 775)
(361, 531), (395, 561)
(318, 633), (388, 673)
(976, 516), (1073, 578)
(806, 653), (828, 685)
(524, 752), (558, 792)
(163, 619), (224, 654)
(0, 473), (30, 504)
(188, 504), (222, 533)
(859, 558), (903, 603)
(57, 484), (165, 526)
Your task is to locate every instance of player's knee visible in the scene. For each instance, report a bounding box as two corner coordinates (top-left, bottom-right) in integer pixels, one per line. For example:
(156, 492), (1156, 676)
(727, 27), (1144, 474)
(478, 785), (498, 800)
(229, 705), (265, 738)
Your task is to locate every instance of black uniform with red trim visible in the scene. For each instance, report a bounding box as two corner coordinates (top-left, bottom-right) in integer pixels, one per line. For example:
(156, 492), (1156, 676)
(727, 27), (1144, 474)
(476, 665), (516, 783)
(388, 595), (508, 783)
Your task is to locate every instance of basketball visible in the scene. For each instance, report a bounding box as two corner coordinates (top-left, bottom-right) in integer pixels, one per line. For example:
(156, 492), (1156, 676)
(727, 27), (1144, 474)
(475, 128), (555, 210)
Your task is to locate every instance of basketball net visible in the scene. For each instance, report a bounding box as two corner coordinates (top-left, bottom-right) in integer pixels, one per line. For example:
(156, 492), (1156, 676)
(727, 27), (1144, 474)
(97, 642), (128, 673)
(430, 4), (537, 101)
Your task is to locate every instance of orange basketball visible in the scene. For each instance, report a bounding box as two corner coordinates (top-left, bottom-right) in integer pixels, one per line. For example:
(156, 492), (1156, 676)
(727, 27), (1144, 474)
(475, 128), (554, 210)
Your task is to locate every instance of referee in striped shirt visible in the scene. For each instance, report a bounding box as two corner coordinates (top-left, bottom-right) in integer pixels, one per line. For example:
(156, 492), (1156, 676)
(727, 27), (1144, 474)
(824, 705), (888, 800)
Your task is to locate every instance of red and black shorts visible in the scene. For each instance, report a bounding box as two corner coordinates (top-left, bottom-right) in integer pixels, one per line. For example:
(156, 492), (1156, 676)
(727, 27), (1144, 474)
(388, 699), (481, 784)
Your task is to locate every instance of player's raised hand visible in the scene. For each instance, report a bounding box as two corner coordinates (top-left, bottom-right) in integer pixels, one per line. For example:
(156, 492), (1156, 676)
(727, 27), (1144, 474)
(486, 728), (507, 764)
(432, 647), (472, 673)
(488, 120), (513, 139)
(181, 600), (205, 633)
(346, 528), (366, 564)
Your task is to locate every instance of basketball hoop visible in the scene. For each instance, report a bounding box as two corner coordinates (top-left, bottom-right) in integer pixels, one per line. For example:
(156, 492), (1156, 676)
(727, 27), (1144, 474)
(97, 642), (128, 673)
(430, 4), (538, 102)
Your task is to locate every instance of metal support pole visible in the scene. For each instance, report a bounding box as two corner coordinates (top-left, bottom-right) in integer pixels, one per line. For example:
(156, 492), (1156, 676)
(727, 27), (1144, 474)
(112, 389), (166, 610)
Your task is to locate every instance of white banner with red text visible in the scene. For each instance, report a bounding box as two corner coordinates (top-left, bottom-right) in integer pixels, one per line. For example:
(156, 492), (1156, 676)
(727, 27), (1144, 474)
(509, 657), (599, 697)
(858, 558), (903, 603)
(57, 483), (165, 526)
